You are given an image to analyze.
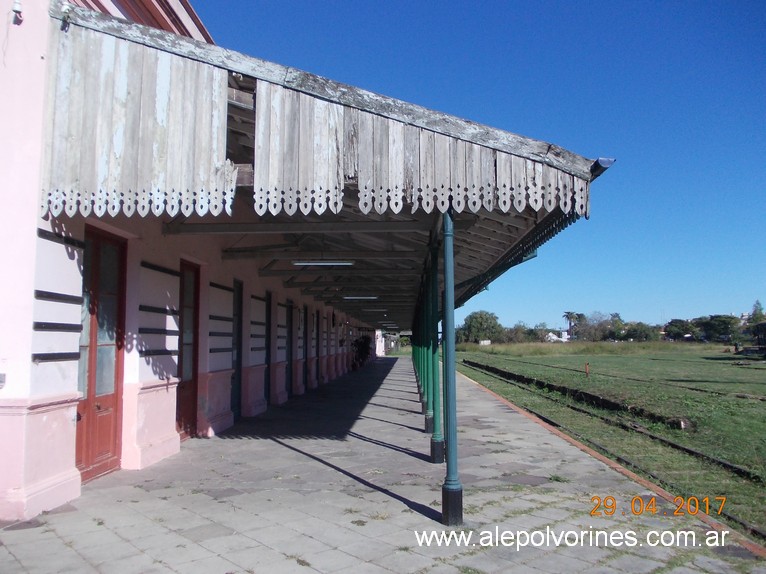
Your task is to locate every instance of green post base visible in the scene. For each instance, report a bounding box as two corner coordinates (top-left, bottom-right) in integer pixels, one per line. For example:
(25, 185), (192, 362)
(442, 486), (463, 526)
(431, 438), (445, 464)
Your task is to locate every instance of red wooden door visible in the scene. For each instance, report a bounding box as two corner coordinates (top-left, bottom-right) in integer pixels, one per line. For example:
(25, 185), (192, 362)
(76, 229), (125, 482)
(176, 261), (199, 439)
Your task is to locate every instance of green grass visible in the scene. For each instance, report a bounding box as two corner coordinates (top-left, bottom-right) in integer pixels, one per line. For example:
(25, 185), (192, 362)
(458, 340), (700, 357)
(456, 342), (766, 540)
(385, 348), (412, 357)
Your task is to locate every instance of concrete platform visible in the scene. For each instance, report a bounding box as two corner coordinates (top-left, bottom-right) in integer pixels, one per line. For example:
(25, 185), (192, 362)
(1, 356), (764, 573)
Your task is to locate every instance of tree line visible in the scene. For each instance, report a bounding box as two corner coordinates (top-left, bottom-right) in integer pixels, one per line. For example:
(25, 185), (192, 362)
(457, 301), (765, 345)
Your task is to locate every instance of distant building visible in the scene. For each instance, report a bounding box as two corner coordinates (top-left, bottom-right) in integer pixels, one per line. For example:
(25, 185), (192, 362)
(545, 331), (570, 343)
(375, 331), (386, 357)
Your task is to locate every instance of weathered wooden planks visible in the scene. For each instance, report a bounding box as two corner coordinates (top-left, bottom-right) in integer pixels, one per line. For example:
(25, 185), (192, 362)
(281, 88), (299, 215)
(41, 13), (590, 219)
(49, 1), (597, 182)
(41, 25), (236, 218)
(254, 81), (349, 215)
(357, 110), (374, 212)
(327, 101), (344, 213)
(251, 78), (590, 216)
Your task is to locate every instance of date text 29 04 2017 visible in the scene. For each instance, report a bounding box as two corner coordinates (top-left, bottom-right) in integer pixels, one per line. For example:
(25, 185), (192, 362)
(590, 495), (726, 517)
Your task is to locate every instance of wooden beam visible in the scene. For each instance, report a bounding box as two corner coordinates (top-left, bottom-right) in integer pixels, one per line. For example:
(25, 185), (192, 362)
(227, 105), (254, 123)
(258, 267), (422, 278)
(461, 226), (515, 244)
(332, 304), (415, 310)
(323, 299), (415, 306)
(286, 278), (418, 288)
(164, 220), (434, 235)
(228, 87), (253, 110)
(235, 164), (254, 186)
(223, 248), (422, 260)
(304, 286), (417, 297)
(473, 209), (530, 230)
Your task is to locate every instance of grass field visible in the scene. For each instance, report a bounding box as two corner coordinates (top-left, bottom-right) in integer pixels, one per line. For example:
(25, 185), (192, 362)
(455, 342), (766, 541)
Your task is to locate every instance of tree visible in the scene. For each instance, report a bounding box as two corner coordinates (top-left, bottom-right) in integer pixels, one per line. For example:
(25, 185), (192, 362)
(529, 322), (549, 342)
(749, 300), (765, 326)
(577, 312), (611, 341)
(563, 311), (588, 339)
(505, 322), (531, 343)
(605, 313), (625, 340)
(664, 319), (700, 341)
(744, 300), (765, 344)
(693, 315), (740, 342)
(574, 313), (587, 339)
(623, 322), (660, 341)
(753, 322), (766, 346)
(563, 311), (578, 336)
(458, 311), (505, 343)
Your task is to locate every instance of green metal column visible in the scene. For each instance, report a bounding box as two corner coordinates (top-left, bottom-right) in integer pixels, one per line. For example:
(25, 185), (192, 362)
(421, 258), (436, 434)
(414, 304), (422, 399)
(430, 243), (444, 463)
(421, 297), (429, 415)
(424, 264), (434, 433)
(411, 314), (418, 398)
(441, 208), (463, 525)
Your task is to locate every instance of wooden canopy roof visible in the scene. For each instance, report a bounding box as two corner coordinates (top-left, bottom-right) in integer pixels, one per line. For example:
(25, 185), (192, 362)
(41, 0), (612, 330)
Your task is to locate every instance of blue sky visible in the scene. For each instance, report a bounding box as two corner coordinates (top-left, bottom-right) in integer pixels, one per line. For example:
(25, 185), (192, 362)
(193, 1), (765, 330)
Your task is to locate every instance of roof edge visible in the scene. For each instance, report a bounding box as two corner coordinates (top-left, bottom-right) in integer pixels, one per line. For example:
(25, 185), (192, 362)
(50, 1), (603, 182)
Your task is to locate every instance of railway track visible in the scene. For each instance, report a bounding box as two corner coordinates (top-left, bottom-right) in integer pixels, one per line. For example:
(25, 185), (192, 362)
(486, 355), (766, 401)
(460, 359), (766, 542)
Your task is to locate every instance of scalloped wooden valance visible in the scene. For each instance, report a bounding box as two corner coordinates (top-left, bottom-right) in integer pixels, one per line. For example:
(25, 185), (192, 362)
(40, 14), (590, 220)
(40, 26), (236, 219)
(253, 80), (589, 217)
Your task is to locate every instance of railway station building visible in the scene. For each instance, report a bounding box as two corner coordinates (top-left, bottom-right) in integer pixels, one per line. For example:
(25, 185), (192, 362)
(0, 0), (611, 521)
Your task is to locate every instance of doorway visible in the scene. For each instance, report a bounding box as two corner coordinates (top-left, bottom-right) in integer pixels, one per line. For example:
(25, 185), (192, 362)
(316, 310), (322, 383)
(176, 261), (199, 439)
(264, 291), (272, 404)
(285, 300), (294, 398)
(303, 305), (309, 389)
(231, 280), (243, 419)
(76, 228), (125, 482)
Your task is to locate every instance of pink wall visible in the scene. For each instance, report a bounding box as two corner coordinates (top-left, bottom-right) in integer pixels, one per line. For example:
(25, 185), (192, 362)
(0, 6), (378, 520)
(121, 380), (180, 469)
(0, 3), (82, 521)
(242, 365), (268, 416)
(197, 369), (235, 437)
(292, 359), (306, 396)
(270, 362), (289, 405)
(307, 358), (318, 390)
(0, 0), (48, 399)
(0, 395), (81, 520)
